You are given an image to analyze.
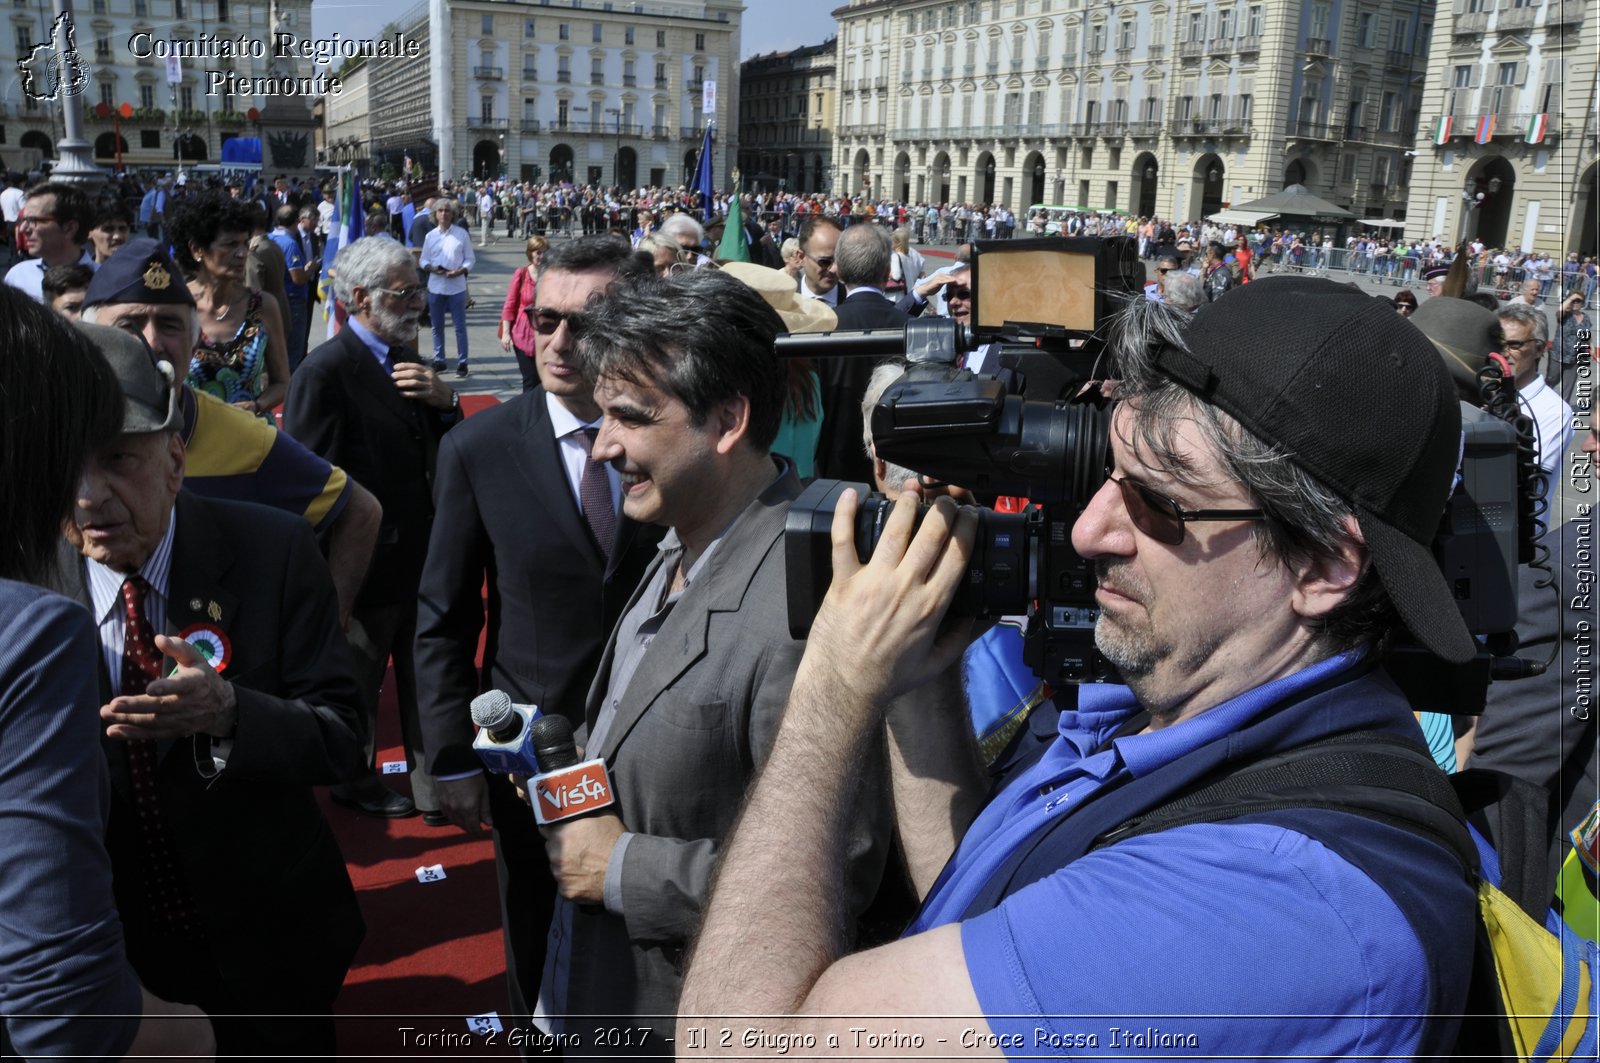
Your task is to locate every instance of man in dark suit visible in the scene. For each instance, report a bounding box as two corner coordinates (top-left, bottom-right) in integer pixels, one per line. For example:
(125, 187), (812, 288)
(535, 270), (889, 1052)
(414, 236), (659, 1029)
(816, 222), (910, 484)
(285, 236), (464, 821)
(58, 322), (367, 1056)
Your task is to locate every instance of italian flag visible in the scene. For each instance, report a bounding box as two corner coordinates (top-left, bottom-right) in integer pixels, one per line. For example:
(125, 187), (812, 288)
(1434, 116), (1453, 144)
(1525, 113), (1548, 144)
(1474, 115), (1496, 144)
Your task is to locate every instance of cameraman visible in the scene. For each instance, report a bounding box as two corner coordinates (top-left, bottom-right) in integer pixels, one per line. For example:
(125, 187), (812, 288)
(679, 278), (1477, 1056)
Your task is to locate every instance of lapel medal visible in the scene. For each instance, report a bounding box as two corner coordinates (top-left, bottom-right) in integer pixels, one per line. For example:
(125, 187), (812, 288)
(177, 623), (232, 674)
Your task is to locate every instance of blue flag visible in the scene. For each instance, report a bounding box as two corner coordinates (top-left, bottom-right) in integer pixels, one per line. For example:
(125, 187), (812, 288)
(691, 125), (714, 223)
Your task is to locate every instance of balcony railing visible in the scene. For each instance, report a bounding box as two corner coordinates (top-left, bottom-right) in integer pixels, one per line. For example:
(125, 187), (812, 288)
(680, 125), (705, 139)
(468, 117), (509, 129)
(473, 66), (503, 79)
(1304, 36), (1332, 55)
(1177, 40), (1206, 57)
(1385, 47), (1412, 66)
(688, 79), (705, 92)
(963, 63), (975, 75)
(1236, 34), (1260, 52)
(520, 120), (541, 133)
(1127, 120), (1162, 137)
(655, 77), (668, 88)
(986, 61), (999, 74)
(873, 76), (887, 90)
(557, 70), (571, 82)
(522, 68), (538, 80)
(1548, 2), (1584, 26)
(651, 124), (671, 138)
(1288, 119), (1335, 140)
(1145, 44), (1165, 59)
(942, 65), (954, 76)
(622, 74), (636, 86)
(1455, 11), (1490, 34)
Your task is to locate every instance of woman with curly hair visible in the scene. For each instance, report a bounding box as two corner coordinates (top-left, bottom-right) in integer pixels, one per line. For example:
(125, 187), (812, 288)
(167, 190), (290, 416)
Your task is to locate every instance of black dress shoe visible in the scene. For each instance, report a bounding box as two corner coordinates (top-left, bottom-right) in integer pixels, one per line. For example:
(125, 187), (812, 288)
(455, 365), (469, 378)
(432, 360), (447, 372)
(421, 810), (452, 828)
(331, 787), (418, 819)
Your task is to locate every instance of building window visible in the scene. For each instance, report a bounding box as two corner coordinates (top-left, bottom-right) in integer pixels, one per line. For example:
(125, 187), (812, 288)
(1247, 5), (1262, 37)
(91, 0), (105, 11)
(591, 56), (603, 84)
(558, 99), (569, 127)
(140, 128), (159, 148)
(95, 35), (110, 59)
(98, 81), (114, 107)
(15, 26), (30, 52)
(694, 32), (705, 51)
(1216, 10), (1232, 39)
(559, 23), (569, 40)
(592, 22), (602, 42)
(133, 0), (146, 15)
(1187, 12), (1203, 41)
(656, 30), (666, 47)
(1089, 22), (1105, 52)
(655, 61), (666, 87)
(216, 0), (228, 22)
(624, 26), (633, 44)
(180, 85), (193, 110)
(1379, 91), (1396, 130)
(174, 0), (183, 16)
(138, 84), (154, 108)
(482, 14), (493, 34)
(525, 19), (536, 37)
(523, 58), (537, 78)
(1357, 12), (1374, 47)
(1118, 20), (1135, 49)
(481, 97), (494, 122)
(1105, 181), (1118, 209)
(557, 55), (570, 82)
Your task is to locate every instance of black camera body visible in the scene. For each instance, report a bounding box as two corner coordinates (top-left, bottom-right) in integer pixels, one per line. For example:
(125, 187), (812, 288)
(779, 237), (1527, 708)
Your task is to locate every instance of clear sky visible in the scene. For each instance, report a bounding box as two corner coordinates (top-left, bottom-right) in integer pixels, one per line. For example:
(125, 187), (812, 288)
(310, 0), (839, 61)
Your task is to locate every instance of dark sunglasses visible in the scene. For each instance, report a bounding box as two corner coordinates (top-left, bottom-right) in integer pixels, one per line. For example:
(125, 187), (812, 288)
(946, 287), (973, 300)
(527, 307), (573, 335)
(1104, 466), (1265, 545)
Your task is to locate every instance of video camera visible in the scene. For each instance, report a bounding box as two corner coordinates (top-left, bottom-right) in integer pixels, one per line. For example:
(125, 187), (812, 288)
(779, 237), (1528, 713)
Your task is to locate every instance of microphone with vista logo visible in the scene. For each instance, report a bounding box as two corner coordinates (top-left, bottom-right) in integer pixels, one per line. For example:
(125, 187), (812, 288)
(470, 689), (542, 777)
(528, 714), (616, 826)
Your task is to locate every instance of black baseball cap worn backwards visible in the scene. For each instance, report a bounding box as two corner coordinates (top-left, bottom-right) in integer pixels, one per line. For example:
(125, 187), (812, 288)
(1153, 276), (1476, 664)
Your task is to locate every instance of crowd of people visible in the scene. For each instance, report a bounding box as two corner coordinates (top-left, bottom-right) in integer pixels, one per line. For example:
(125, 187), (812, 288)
(1, 162), (1595, 1059)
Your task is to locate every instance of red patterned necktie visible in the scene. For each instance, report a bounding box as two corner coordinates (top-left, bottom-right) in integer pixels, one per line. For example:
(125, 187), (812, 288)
(119, 576), (201, 936)
(575, 427), (618, 561)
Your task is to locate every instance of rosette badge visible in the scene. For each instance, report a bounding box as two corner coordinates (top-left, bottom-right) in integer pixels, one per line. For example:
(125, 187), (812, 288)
(177, 623), (233, 674)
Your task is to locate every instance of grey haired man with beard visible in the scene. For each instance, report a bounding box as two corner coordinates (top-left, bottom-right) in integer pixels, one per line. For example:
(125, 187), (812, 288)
(285, 237), (462, 823)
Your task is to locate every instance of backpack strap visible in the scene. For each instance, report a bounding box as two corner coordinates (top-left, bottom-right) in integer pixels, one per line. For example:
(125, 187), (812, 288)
(1091, 730), (1478, 875)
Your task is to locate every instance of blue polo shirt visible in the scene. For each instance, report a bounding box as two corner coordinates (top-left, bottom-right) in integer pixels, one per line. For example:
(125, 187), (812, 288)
(917, 652), (1468, 1059)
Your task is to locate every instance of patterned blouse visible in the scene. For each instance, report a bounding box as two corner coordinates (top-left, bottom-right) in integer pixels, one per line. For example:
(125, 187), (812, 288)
(188, 289), (268, 407)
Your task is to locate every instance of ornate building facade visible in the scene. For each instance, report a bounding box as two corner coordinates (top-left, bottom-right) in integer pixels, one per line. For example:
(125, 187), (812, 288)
(1402, 0), (1597, 257)
(405, 0), (741, 187)
(4, 0), (315, 172)
(828, 0), (1437, 226)
(737, 38), (835, 194)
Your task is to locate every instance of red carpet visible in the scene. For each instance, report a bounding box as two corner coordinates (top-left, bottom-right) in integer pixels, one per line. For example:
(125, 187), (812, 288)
(322, 391), (518, 1055)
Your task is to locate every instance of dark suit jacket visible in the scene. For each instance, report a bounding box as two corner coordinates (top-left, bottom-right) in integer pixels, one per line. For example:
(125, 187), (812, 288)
(549, 468), (890, 1049)
(414, 387), (662, 773)
(54, 493), (367, 1007)
(412, 388), (661, 1019)
(1471, 520), (1598, 883)
(815, 289), (909, 483)
(284, 325), (460, 606)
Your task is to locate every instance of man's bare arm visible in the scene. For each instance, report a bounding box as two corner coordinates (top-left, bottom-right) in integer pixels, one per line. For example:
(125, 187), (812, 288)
(678, 492), (1003, 1054)
(884, 667), (989, 898)
(326, 481), (380, 628)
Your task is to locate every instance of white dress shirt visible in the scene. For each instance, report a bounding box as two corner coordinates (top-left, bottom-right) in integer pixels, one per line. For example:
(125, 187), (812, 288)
(419, 224), (475, 296)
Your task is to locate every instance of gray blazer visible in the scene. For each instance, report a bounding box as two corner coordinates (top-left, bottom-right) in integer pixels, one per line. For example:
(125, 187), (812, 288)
(548, 465), (890, 1051)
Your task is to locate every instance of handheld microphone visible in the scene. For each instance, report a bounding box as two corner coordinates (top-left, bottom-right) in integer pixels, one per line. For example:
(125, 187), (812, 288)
(528, 715), (616, 826)
(470, 689), (543, 777)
